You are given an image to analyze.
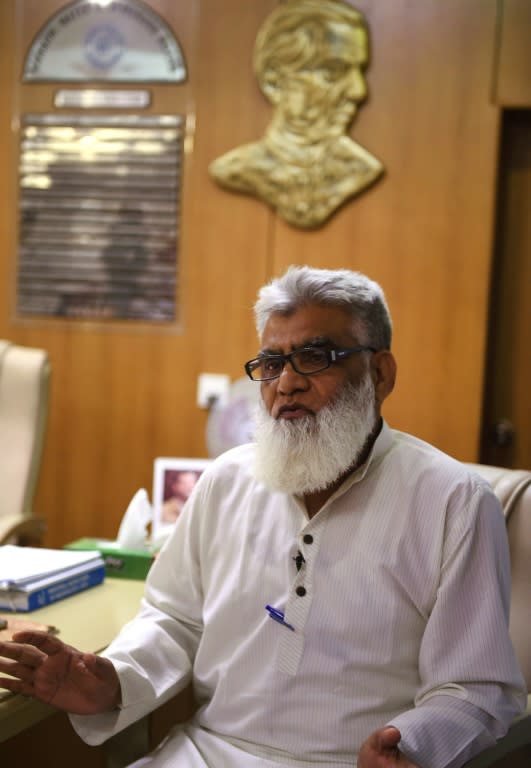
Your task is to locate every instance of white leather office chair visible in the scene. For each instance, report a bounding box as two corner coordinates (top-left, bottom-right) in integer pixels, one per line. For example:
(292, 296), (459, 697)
(462, 464), (531, 768)
(0, 339), (51, 545)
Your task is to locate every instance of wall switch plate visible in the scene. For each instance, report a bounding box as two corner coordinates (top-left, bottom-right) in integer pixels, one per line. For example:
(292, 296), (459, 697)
(197, 373), (230, 409)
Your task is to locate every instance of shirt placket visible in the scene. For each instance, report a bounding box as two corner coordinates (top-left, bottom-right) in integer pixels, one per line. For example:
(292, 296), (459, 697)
(276, 513), (328, 675)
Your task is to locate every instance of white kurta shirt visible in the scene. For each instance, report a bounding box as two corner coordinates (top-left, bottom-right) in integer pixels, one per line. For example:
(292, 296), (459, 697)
(71, 423), (526, 767)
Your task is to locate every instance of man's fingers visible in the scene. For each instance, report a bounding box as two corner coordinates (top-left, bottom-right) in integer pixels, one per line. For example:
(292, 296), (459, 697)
(0, 674), (35, 696)
(0, 656), (41, 683)
(11, 630), (66, 655)
(0, 640), (47, 667)
(366, 725), (402, 752)
(0, 640), (51, 695)
(358, 727), (405, 768)
(376, 726), (402, 751)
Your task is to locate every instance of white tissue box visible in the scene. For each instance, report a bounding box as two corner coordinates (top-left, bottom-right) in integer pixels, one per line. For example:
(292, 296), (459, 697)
(64, 539), (154, 580)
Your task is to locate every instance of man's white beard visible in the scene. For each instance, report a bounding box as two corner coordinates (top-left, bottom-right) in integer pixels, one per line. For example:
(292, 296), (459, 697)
(253, 371), (377, 495)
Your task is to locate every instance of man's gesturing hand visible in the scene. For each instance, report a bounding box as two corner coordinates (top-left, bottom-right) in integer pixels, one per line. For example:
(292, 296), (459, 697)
(0, 630), (121, 715)
(358, 727), (420, 768)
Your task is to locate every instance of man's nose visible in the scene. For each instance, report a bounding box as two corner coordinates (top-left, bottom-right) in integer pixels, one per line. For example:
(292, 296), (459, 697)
(277, 361), (310, 394)
(345, 68), (367, 101)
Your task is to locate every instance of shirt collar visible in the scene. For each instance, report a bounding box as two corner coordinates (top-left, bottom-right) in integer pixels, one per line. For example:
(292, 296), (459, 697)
(321, 420), (393, 505)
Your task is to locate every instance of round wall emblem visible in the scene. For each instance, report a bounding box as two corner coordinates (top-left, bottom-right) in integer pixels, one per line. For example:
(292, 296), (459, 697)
(84, 24), (125, 70)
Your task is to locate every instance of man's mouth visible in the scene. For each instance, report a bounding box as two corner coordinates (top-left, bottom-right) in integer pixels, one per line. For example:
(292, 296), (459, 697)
(277, 405), (314, 420)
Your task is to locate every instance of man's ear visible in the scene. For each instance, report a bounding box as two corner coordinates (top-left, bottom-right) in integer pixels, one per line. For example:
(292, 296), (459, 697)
(371, 350), (396, 406)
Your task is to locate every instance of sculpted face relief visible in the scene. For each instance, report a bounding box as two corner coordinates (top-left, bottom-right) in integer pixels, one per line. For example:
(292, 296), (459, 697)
(271, 23), (368, 140)
(209, 0), (384, 228)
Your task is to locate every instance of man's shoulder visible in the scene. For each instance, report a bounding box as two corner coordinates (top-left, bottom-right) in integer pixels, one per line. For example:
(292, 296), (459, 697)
(181, 444), (260, 526)
(202, 443), (257, 483)
(389, 428), (459, 462)
(386, 427), (493, 495)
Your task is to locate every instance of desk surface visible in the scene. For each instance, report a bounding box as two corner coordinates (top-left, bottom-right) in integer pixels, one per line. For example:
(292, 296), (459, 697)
(0, 578), (145, 742)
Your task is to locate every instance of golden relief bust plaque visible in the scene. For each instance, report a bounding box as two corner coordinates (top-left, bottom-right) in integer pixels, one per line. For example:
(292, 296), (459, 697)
(209, 0), (384, 229)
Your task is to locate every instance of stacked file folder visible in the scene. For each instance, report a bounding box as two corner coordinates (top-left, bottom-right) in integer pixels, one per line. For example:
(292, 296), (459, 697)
(0, 545), (105, 612)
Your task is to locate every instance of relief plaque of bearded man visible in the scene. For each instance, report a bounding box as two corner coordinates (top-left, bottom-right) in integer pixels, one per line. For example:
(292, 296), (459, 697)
(209, 0), (384, 229)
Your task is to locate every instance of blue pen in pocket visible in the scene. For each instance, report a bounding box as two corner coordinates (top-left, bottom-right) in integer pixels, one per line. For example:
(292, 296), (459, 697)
(265, 604), (295, 631)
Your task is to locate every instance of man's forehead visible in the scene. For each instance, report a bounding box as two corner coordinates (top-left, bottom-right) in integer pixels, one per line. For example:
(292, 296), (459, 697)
(260, 334), (333, 354)
(260, 304), (361, 346)
(323, 22), (367, 62)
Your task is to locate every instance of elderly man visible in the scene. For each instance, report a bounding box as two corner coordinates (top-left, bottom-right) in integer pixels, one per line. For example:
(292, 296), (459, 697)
(0, 266), (525, 768)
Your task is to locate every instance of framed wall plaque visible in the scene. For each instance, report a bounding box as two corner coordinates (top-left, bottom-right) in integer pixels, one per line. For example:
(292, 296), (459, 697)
(23, 0), (187, 83)
(17, 113), (183, 322)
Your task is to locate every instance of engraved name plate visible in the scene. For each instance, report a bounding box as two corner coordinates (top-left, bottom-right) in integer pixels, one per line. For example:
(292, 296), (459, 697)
(54, 89), (151, 109)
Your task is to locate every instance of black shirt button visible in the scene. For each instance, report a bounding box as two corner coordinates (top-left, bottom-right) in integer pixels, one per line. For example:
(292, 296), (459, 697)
(296, 586), (307, 597)
(303, 534), (313, 544)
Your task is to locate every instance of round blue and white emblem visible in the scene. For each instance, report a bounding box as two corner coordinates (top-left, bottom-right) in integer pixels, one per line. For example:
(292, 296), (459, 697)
(84, 24), (125, 70)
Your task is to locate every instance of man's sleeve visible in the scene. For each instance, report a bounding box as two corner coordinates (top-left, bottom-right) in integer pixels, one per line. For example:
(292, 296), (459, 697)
(70, 486), (206, 745)
(389, 484), (527, 768)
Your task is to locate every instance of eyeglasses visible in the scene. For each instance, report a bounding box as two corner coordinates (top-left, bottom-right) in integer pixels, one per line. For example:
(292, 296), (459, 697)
(244, 344), (377, 381)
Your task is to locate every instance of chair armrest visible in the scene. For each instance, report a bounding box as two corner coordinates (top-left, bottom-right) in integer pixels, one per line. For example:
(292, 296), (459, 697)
(462, 696), (531, 767)
(103, 686), (196, 768)
(104, 717), (150, 768)
(0, 514), (46, 546)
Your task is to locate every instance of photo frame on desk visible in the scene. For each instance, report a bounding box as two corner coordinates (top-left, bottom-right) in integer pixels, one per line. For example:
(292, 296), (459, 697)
(152, 457), (212, 543)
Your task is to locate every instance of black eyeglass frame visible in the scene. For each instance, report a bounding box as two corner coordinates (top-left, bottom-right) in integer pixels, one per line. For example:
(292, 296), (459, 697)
(244, 344), (377, 381)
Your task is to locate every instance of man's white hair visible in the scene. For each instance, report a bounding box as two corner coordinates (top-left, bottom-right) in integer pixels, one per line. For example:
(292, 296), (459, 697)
(254, 265), (392, 350)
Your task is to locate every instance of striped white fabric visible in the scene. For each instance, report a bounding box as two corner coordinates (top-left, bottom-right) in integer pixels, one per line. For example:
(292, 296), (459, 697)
(71, 423), (526, 767)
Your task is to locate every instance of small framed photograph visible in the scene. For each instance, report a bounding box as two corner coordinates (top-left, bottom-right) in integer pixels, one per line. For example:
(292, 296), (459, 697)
(152, 457), (211, 544)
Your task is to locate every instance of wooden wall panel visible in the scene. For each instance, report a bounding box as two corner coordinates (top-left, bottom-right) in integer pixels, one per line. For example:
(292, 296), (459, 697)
(495, 0), (531, 106)
(0, 0), (502, 547)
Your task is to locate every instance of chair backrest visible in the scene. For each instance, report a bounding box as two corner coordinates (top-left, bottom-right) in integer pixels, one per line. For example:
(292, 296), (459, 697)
(466, 463), (531, 691)
(0, 340), (51, 544)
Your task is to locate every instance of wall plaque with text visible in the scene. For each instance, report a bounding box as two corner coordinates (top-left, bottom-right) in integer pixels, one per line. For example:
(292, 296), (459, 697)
(17, 114), (183, 323)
